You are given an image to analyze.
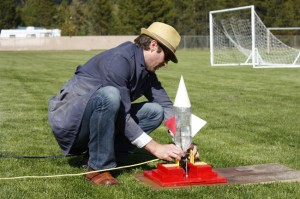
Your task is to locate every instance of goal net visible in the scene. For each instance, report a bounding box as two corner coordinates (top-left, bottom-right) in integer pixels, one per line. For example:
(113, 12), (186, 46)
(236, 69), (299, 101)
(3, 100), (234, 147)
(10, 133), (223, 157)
(209, 5), (300, 68)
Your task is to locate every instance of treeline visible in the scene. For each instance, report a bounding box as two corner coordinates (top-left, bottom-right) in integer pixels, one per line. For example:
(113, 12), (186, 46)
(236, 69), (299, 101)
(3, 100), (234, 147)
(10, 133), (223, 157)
(1, 0), (299, 36)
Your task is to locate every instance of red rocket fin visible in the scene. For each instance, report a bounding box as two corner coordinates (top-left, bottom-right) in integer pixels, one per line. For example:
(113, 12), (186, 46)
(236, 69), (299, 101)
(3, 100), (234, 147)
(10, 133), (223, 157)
(165, 116), (176, 135)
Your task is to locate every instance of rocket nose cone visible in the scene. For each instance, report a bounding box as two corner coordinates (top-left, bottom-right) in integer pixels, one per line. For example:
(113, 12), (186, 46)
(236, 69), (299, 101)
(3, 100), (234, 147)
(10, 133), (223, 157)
(174, 76), (191, 108)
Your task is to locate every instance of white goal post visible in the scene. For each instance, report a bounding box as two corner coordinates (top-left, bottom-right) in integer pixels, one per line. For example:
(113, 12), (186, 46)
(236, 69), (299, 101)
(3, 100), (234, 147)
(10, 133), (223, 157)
(209, 5), (300, 68)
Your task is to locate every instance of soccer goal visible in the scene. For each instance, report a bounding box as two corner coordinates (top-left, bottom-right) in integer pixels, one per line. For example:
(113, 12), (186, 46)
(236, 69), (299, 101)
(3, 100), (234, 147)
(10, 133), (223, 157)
(209, 5), (300, 68)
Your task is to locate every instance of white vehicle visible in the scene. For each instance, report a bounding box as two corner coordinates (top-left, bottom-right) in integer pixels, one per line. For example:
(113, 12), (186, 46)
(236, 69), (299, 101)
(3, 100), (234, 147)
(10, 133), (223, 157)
(0, 26), (61, 38)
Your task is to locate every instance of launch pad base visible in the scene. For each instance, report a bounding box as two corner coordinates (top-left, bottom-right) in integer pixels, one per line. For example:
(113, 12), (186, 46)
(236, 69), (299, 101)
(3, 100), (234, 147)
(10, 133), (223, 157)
(143, 163), (227, 187)
(135, 163), (300, 189)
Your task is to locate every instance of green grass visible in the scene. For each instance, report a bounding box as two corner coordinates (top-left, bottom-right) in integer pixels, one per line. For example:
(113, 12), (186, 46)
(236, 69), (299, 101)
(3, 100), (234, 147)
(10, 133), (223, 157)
(0, 50), (299, 198)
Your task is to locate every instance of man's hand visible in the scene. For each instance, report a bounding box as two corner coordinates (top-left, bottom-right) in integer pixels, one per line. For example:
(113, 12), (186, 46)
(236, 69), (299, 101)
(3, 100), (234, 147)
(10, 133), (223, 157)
(144, 140), (184, 162)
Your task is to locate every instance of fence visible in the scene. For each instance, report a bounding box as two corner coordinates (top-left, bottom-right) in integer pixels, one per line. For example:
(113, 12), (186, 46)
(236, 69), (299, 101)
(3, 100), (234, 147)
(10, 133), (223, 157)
(0, 35), (299, 51)
(179, 35), (300, 49)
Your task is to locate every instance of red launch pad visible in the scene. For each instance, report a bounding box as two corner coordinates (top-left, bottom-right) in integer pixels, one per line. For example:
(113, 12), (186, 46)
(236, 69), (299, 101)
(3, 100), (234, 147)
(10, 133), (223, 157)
(143, 162), (227, 187)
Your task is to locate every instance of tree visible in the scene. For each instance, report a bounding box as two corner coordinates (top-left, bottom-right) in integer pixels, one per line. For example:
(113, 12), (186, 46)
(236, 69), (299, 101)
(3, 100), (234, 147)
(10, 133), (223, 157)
(138, 0), (177, 27)
(0, 0), (20, 29)
(189, 0), (211, 35)
(112, 0), (140, 34)
(68, 0), (89, 35)
(5, 0), (299, 36)
(173, 0), (213, 35)
(281, 0), (300, 29)
(56, 0), (76, 36)
(116, 0), (177, 35)
(86, 0), (113, 35)
(20, 0), (57, 28)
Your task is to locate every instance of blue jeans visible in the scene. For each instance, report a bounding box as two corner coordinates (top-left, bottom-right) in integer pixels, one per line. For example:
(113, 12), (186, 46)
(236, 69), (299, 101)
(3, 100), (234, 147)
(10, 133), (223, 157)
(70, 86), (164, 170)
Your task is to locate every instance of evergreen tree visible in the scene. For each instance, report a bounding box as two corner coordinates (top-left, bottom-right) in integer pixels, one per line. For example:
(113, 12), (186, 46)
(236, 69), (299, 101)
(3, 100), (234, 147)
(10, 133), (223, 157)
(282, 0), (300, 29)
(56, 0), (76, 36)
(139, 0), (177, 29)
(20, 0), (57, 28)
(116, 0), (142, 34)
(173, 0), (213, 35)
(190, 0), (211, 35)
(0, 0), (20, 29)
(116, 0), (177, 35)
(108, 1), (124, 35)
(3, 0), (299, 36)
(172, 0), (191, 35)
(86, 0), (113, 35)
(69, 0), (88, 35)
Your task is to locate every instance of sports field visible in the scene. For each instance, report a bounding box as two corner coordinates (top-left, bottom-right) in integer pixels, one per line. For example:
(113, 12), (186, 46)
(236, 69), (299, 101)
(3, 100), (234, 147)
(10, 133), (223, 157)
(0, 50), (299, 198)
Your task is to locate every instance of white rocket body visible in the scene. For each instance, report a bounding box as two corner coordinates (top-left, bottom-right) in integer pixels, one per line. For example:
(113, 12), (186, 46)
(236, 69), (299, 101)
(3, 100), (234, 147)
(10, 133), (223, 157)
(173, 76), (192, 152)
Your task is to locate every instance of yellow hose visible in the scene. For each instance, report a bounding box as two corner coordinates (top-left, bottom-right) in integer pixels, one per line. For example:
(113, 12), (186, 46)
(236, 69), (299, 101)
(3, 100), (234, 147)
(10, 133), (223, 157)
(0, 158), (160, 180)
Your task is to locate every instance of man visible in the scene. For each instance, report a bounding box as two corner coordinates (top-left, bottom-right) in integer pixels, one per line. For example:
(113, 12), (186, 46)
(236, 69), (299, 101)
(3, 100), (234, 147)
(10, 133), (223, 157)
(48, 22), (199, 185)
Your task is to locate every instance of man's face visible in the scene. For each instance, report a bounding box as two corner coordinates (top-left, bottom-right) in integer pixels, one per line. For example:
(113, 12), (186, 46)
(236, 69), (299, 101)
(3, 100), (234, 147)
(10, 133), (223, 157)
(144, 40), (171, 73)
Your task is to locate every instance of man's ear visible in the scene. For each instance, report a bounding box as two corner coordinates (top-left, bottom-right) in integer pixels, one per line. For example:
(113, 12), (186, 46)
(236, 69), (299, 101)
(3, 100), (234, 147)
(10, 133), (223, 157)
(149, 40), (158, 52)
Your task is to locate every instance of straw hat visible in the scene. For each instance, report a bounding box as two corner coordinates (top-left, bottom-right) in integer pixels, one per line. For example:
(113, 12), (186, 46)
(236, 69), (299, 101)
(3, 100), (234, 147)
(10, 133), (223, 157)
(141, 22), (181, 63)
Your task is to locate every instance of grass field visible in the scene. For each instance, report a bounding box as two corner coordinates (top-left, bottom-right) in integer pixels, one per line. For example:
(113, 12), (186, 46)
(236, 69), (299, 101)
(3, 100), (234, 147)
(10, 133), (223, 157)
(0, 50), (299, 198)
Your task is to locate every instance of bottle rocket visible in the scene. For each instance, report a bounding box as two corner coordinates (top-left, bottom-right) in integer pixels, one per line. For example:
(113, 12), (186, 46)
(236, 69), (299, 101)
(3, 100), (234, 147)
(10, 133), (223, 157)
(173, 76), (192, 153)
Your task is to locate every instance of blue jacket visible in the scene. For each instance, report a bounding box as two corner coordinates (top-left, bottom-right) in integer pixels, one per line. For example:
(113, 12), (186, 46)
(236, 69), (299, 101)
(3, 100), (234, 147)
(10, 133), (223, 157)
(48, 42), (174, 155)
